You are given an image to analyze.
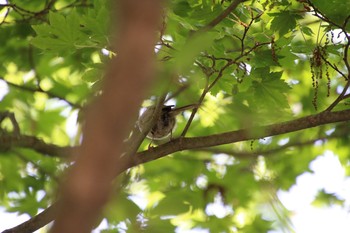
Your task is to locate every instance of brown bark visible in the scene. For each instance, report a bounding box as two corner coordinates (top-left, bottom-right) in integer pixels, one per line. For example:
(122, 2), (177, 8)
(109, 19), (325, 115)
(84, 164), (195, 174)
(50, 1), (162, 233)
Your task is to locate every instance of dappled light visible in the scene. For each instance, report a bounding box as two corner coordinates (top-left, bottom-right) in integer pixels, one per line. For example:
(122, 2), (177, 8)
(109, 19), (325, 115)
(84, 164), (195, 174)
(1, 0), (350, 232)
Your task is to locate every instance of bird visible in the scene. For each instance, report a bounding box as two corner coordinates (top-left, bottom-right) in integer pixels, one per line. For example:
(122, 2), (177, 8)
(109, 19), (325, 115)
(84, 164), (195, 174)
(137, 104), (197, 140)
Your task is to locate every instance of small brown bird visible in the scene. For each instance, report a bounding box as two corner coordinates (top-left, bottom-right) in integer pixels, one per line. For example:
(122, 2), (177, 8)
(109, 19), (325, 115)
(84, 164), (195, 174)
(138, 104), (197, 140)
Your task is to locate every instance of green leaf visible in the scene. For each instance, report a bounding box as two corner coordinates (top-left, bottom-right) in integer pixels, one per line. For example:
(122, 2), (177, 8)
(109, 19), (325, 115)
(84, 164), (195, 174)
(82, 67), (104, 83)
(240, 214), (273, 233)
(0, 155), (23, 193)
(312, 189), (345, 207)
(30, 37), (69, 51)
(49, 11), (80, 44)
(35, 109), (66, 137)
(173, 0), (191, 17)
(270, 11), (299, 36)
(252, 73), (291, 109)
(8, 191), (39, 216)
(300, 26), (314, 36)
(152, 190), (190, 215)
(174, 31), (216, 72)
(143, 219), (176, 233)
(311, 0), (350, 29)
(31, 10), (93, 52)
(251, 50), (280, 68)
(4, 1), (350, 232)
(104, 192), (141, 223)
(81, 3), (110, 45)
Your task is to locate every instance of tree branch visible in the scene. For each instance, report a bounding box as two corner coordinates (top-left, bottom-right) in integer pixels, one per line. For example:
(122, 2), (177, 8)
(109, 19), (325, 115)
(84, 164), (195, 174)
(325, 78), (350, 111)
(3, 109), (350, 233)
(0, 134), (72, 158)
(0, 111), (20, 136)
(128, 109), (350, 168)
(306, 0), (350, 73)
(196, 130), (348, 159)
(0, 77), (82, 109)
(201, 0), (246, 31)
(3, 109), (350, 164)
(2, 204), (57, 233)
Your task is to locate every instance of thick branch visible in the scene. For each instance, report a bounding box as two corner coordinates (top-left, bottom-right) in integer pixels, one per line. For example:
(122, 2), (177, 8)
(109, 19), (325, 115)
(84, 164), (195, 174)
(197, 131), (348, 159)
(0, 134), (72, 158)
(128, 109), (350, 167)
(2, 204), (57, 233)
(3, 109), (350, 233)
(3, 109), (350, 164)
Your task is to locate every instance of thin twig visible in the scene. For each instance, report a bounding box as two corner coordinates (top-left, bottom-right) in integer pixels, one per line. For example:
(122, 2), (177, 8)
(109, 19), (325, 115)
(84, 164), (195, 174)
(0, 111), (20, 136)
(181, 62), (211, 137)
(306, 0), (343, 29)
(306, 0), (350, 72)
(0, 77), (82, 108)
(181, 39), (270, 137)
(0, 6), (10, 25)
(325, 78), (350, 111)
(200, 0), (247, 32)
(320, 55), (347, 80)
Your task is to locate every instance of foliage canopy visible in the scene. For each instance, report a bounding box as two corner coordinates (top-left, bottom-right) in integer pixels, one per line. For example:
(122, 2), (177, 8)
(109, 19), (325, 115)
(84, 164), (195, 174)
(1, 0), (350, 232)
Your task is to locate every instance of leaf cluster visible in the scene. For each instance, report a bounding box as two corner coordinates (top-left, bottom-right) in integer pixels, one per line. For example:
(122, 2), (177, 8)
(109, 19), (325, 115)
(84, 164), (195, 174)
(1, 0), (350, 232)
